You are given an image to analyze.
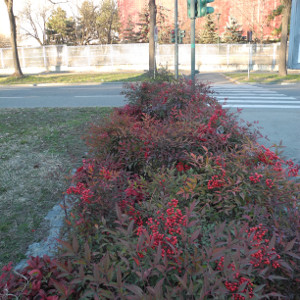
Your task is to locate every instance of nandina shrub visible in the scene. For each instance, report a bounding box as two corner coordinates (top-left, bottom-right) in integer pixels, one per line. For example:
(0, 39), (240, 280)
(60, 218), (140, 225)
(176, 144), (300, 223)
(2, 80), (300, 298)
(0, 256), (64, 299)
(3, 202), (297, 299)
(122, 79), (216, 119)
(65, 157), (139, 231)
(84, 101), (258, 175)
(66, 80), (299, 297)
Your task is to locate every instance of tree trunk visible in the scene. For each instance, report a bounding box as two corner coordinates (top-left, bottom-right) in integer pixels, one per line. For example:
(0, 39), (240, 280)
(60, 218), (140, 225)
(149, 0), (156, 78)
(278, 0), (291, 76)
(4, 0), (23, 77)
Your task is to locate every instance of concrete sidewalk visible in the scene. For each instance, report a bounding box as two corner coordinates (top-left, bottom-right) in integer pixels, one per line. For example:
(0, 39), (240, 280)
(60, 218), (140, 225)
(196, 72), (238, 85)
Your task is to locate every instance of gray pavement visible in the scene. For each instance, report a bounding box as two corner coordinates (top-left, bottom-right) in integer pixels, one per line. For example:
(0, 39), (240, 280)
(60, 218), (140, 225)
(195, 73), (300, 164)
(0, 82), (127, 108)
(196, 72), (234, 85)
(0, 74), (299, 163)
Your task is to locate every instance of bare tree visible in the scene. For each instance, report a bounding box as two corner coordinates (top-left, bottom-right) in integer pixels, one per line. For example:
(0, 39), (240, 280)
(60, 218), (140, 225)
(4, 0), (23, 77)
(235, 0), (270, 42)
(19, 0), (52, 46)
(149, 0), (156, 78)
(278, 0), (292, 76)
(0, 34), (11, 47)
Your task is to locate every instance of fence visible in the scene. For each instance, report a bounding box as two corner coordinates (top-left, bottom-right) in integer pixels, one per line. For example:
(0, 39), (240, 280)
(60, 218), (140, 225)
(0, 43), (280, 74)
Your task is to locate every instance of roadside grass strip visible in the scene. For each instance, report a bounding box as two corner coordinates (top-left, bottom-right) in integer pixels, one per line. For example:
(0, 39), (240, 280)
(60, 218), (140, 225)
(0, 72), (146, 85)
(0, 107), (111, 269)
(225, 72), (300, 84)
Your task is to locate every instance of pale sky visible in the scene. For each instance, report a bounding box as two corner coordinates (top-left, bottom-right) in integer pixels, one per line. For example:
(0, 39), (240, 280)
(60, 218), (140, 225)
(0, 0), (88, 42)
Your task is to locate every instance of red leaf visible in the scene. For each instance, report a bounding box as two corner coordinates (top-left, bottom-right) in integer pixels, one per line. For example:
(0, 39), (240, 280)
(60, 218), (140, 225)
(28, 269), (42, 279)
(190, 228), (201, 243)
(125, 284), (143, 296)
(284, 238), (296, 252)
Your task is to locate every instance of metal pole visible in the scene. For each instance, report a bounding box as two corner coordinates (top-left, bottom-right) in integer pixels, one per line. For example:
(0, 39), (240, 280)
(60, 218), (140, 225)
(154, 41), (156, 79)
(175, 0), (178, 79)
(216, 13), (221, 53)
(248, 42), (250, 80)
(191, 0), (196, 91)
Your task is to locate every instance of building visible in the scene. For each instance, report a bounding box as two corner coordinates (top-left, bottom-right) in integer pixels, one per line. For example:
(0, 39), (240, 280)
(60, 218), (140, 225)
(118, 0), (282, 42)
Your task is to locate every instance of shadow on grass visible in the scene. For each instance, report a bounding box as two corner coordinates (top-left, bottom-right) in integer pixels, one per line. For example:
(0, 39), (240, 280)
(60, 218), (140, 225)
(0, 72), (148, 85)
(225, 72), (300, 84)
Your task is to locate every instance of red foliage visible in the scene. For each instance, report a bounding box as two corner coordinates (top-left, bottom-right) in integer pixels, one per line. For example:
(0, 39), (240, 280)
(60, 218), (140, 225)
(1, 80), (299, 299)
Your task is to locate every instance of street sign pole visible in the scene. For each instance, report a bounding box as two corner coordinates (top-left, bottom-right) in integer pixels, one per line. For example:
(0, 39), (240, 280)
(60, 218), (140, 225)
(191, 0), (196, 91)
(247, 31), (252, 80)
(175, 0), (179, 79)
(154, 26), (158, 79)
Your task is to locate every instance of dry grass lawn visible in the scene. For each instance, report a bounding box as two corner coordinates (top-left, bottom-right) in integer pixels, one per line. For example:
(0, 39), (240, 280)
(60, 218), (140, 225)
(0, 107), (111, 269)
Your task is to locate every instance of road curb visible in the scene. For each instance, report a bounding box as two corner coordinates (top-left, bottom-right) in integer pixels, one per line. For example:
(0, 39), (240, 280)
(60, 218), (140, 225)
(219, 73), (242, 85)
(0, 81), (127, 88)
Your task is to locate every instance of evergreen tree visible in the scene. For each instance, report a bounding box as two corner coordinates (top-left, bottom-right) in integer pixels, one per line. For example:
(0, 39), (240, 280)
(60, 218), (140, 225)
(122, 16), (140, 43)
(198, 15), (218, 44)
(96, 0), (120, 44)
(223, 17), (243, 43)
(127, 4), (168, 43)
(267, 4), (284, 39)
(77, 0), (98, 45)
(46, 7), (76, 45)
(136, 6), (150, 43)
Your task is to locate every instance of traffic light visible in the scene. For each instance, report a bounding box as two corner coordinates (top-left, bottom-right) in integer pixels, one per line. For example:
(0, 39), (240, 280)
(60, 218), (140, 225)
(170, 29), (175, 43)
(179, 30), (185, 43)
(198, 0), (215, 17)
(170, 29), (185, 43)
(187, 0), (197, 19)
(188, 0), (214, 18)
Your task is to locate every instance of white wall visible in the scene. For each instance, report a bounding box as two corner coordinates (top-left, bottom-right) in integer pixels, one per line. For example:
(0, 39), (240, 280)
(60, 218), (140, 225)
(0, 43), (280, 75)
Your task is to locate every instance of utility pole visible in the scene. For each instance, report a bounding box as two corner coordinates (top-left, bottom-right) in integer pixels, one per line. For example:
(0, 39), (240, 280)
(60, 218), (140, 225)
(149, 0), (157, 78)
(216, 12), (221, 52)
(174, 0), (179, 79)
(191, 0), (196, 90)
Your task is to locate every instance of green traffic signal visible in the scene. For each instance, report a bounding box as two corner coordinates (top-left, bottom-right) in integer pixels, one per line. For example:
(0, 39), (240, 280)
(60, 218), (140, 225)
(198, 0), (214, 17)
(170, 29), (185, 43)
(187, 0), (214, 18)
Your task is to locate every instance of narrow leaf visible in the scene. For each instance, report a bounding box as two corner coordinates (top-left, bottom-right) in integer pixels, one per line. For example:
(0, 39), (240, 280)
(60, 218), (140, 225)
(125, 284), (143, 296)
(284, 238), (296, 252)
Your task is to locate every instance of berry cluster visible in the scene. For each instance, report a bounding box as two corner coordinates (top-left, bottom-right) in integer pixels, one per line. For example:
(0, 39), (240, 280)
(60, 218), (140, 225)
(249, 173), (263, 183)
(136, 199), (187, 260)
(247, 224), (281, 269)
(258, 145), (279, 165)
(265, 178), (274, 188)
(208, 175), (224, 190)
(216, 257), (254, 299)
(225, 275), (254, 300)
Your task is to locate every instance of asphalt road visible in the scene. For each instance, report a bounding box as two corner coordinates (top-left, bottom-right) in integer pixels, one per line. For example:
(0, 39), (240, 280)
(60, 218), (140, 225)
(196, 73), (300, 164)
(0, 82), (127, 108)
(0, 75), (299, 164)
(237, 108), (300, 164)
